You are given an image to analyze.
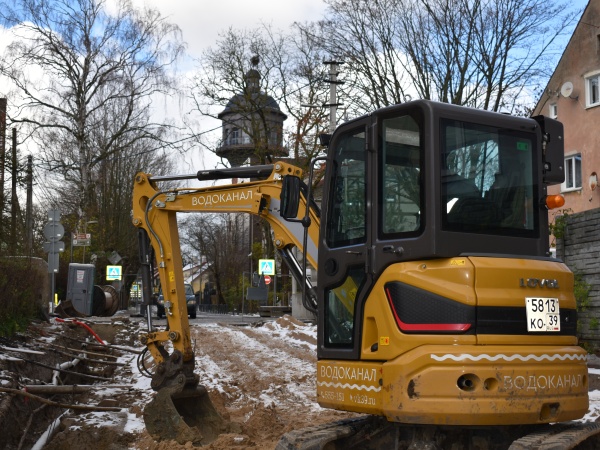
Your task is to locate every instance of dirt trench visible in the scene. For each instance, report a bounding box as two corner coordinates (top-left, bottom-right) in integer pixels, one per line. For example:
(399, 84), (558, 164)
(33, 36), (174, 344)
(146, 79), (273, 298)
(0, 316), (354, 450)
(5, 316), (600, 450)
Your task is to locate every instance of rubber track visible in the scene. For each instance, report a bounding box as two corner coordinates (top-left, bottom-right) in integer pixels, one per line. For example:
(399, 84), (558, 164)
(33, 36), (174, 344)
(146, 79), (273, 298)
(277, 418), (600, 450)
(275, 416), (391, 450)
(508, 422), (600, 450)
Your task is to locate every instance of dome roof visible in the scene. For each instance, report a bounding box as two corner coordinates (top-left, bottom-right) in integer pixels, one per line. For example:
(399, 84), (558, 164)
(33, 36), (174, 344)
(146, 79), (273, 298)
(218, 91), (286, 119)
(218, 62), (286, 120)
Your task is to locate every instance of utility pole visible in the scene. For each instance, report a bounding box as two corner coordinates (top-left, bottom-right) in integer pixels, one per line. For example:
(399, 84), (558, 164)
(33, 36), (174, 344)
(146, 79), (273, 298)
(323, 61), (344, 133)
(25, 155), (33, 256)
(0, 98), (6, 248)
(10, 128), (17, 255)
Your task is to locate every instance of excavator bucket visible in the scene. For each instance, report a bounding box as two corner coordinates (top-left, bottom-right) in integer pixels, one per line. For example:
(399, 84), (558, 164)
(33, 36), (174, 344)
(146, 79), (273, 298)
(143, 384), (231, 445)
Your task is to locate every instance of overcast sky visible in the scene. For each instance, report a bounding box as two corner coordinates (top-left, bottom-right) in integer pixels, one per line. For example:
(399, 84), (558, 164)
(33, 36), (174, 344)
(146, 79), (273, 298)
(133, 0), (328, 60)
(143, 0), (589, 173)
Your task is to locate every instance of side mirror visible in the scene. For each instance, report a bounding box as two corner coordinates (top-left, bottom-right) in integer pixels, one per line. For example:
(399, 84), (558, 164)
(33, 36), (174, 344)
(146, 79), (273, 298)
(280, 175), (301, 219)
(533, 115), (565, 185)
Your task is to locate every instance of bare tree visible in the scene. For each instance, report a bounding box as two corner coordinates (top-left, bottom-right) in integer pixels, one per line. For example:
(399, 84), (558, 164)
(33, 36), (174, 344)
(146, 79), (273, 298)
(310, 0), (581, 113)
(276, 22), (332, 166)
(305, 0), (412, 115)
(182, 213), (249, 308)
(0, 0), (186, 219)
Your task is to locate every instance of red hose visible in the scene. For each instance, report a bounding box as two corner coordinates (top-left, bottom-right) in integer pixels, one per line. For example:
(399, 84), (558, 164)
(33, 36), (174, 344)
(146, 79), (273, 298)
(55, 318), (106, 345)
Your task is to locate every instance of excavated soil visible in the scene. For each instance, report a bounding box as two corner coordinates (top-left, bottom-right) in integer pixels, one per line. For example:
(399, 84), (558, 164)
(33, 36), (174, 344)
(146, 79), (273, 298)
(0, 315), (355, 449)
(2, 316), (600, 449)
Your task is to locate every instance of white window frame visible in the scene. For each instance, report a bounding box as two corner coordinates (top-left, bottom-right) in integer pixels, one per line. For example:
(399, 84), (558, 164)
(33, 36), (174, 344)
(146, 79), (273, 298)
(585, 70), (600, 108)
(549, 103), (558, 118)
(561, 154), (582, 192)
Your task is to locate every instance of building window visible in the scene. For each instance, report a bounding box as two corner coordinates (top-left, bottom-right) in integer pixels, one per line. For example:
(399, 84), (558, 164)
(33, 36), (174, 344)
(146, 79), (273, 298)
(585, 72), (600, 107)
(562, 154), (582, 192)
(228, 128), (240, 145)
(549, 103), (558, 118)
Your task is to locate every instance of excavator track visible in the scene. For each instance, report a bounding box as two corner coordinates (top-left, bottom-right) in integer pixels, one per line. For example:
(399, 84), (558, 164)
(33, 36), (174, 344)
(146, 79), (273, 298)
(276, 416), (600, 450)
(508, 422), (600, 450)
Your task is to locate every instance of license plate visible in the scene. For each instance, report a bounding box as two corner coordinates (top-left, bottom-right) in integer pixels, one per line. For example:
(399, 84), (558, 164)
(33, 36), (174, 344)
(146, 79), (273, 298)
(525, 297), (560, 332)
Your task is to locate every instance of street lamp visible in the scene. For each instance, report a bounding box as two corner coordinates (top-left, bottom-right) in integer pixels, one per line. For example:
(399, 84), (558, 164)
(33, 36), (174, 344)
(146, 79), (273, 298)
(82, 220), (98, 263)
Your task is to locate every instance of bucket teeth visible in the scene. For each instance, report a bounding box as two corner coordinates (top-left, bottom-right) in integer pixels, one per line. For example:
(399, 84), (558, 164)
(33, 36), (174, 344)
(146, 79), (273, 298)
(143, 384), (230, 445)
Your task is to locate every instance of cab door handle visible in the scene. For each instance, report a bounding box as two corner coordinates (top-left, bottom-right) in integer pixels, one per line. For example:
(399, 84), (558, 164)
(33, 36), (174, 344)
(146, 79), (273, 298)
(383, 245), (404, 256)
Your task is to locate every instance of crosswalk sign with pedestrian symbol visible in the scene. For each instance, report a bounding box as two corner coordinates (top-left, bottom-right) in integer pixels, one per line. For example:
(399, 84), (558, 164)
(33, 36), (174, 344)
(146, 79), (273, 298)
(258, 259), (275, 275)
(106, 265), (122, 280)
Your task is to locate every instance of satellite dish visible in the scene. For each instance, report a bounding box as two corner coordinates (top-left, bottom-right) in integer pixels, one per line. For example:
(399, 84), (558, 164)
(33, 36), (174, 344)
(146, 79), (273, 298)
(560, 81), (578, 100)
(560, 81), (574, 98)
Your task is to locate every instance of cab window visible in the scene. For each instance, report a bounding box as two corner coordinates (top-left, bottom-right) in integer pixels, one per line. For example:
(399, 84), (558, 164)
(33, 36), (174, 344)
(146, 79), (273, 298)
(325, 129), (367, 248)
(380, 115), (423, 236)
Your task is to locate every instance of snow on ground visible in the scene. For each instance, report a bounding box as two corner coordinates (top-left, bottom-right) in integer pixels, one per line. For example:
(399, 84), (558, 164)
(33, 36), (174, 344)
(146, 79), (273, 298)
(71, 314), (330, 445)
(104, 319), (600, 448)
(582, 390), (600, 422)
(191, 317), (323, 417)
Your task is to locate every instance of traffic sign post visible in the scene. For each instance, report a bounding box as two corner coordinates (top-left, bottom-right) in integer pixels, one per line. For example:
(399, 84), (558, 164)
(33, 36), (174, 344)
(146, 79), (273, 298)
(72, 233), (91, 246)
(43, 215), (64, 274)
(43, 241), (65, 253)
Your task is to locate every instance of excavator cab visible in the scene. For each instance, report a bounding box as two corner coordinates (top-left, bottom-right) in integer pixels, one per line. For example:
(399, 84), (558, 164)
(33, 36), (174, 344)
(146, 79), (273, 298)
(312, 100), (588, 434)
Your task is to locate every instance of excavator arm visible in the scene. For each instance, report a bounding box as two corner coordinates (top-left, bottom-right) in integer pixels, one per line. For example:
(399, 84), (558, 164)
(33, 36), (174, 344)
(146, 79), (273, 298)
(132, 161), (317, 373)
(132, 100), (600, 449)
(131, 161), (319, 444)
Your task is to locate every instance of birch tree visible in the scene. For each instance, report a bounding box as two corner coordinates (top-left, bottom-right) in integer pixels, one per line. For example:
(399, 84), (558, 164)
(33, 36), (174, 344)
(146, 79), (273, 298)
(0, 0), (185, 218)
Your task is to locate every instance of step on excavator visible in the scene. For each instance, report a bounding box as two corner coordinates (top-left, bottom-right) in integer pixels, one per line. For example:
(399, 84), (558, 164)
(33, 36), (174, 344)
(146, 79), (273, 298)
(131, 100), (600, 448)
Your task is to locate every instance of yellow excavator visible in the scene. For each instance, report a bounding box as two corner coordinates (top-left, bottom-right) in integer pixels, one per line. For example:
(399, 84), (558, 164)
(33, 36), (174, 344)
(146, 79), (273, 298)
(132, 100), (600, 448)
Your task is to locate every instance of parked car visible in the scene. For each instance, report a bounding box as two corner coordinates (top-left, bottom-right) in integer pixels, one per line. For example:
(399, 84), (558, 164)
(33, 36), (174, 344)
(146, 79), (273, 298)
(157, 283), (197, 319)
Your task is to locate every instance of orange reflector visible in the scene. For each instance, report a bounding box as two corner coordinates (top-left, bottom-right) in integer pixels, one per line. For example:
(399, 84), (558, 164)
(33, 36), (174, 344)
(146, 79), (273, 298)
(546, 194), (565, 209)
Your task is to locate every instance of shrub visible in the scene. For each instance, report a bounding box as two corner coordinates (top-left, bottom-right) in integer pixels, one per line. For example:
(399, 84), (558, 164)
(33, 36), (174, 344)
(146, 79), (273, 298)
(0, 257), (47, 337)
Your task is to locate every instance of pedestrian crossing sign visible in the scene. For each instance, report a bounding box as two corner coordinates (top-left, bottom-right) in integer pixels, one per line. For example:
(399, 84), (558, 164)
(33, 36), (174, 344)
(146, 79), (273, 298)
(258, 259), (275, 275)
(106, 265), (122, 280)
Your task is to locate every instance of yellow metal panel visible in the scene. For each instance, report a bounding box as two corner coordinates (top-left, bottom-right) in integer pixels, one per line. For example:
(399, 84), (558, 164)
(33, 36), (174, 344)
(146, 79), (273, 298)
(361, 259), (478, 361)
(469, 256), (575, 309)
(317, 360), (383, 415)
(379, 344), (588, 425)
